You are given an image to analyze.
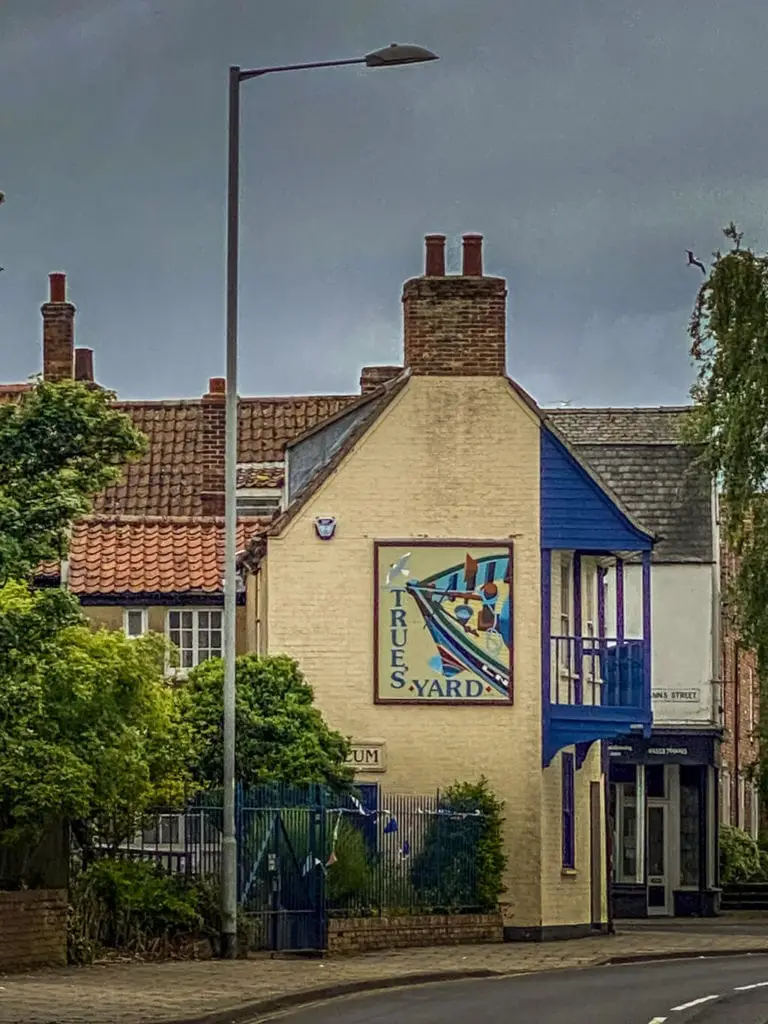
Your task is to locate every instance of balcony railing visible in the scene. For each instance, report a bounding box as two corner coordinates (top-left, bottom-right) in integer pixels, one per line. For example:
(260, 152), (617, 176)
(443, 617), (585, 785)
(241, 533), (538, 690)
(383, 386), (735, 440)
(550, 635), (645, 708)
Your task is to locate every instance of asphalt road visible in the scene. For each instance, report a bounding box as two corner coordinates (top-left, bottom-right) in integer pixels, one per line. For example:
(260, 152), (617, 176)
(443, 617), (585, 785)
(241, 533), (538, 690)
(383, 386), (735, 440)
(262, 954), (768, 1024)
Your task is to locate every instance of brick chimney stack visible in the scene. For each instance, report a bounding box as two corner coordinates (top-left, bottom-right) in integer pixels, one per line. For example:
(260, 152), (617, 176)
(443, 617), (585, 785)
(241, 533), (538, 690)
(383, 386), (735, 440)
(200, 376), (226, 517)
(74, 348), (94, 383)
(359, 365), (402, 394)
(42, 273), (76, 381)
(402, 234), (507, 376)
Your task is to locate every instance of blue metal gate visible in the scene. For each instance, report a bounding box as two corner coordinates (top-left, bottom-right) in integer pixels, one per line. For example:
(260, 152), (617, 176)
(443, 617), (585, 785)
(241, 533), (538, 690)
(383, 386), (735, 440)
(237, 786), (327, 951)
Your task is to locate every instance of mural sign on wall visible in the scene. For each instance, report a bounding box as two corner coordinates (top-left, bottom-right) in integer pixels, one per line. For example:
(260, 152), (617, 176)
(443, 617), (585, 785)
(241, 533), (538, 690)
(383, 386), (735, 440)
(374, 541), (514, 704)
(346, 741), (387, 773)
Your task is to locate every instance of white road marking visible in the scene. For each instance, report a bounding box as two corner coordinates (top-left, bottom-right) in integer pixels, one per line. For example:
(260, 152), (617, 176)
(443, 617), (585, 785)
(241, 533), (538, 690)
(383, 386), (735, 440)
(734, 981), (768, 992)
(648, 1017), (668, 1023)
(670, 994), (719, 1011)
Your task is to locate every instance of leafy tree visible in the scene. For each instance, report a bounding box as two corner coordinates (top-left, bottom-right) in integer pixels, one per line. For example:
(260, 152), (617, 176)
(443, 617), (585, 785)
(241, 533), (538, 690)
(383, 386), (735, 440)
(686, 223), (768, 790)
(0, 378), (146, 582)
(720, 823), (768, 884)
(0, 379), (163, 883)
(180, 653), (354, 791)
(411, 777), (506, 911)
(0, 580), (191, 876)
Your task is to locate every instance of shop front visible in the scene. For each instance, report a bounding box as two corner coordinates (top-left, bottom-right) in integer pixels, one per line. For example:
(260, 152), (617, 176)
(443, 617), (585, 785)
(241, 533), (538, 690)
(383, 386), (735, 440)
(608, 731), (720, 918)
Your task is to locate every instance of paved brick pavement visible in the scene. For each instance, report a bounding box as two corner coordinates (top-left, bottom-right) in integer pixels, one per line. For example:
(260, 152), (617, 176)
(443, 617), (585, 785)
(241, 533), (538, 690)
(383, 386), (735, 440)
(2, 927), (768, 1024)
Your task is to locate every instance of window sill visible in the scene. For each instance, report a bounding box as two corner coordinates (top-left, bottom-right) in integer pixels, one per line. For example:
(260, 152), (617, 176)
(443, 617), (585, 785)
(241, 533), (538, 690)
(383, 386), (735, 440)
(561, 867), (577, 877)
(165, 668), (190, 682)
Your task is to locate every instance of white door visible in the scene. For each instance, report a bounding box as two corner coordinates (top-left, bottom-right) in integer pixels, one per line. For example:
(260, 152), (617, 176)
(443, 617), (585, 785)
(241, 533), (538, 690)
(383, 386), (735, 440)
(647, 801), (671, 915)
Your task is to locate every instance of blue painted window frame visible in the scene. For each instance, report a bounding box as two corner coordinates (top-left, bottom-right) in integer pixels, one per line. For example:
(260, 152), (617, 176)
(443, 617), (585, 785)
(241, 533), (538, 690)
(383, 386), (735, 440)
(562, 752), (576, 869)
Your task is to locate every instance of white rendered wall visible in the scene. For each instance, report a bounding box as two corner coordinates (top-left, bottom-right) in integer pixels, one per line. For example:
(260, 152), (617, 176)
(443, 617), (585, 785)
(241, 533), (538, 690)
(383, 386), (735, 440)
(604, 563), (716, 726)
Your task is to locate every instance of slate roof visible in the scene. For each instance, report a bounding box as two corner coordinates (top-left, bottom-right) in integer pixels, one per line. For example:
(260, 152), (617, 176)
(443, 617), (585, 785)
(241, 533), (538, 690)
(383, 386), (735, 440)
(66, 515), (269, 596)
(548, 407), (713, 563)
(547, 406), (690, 445)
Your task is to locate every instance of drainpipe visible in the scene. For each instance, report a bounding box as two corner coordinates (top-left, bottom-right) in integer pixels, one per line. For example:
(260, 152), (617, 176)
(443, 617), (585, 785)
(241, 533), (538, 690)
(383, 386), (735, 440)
(734, 640), (741, 826)
(711, 481), (723, 728)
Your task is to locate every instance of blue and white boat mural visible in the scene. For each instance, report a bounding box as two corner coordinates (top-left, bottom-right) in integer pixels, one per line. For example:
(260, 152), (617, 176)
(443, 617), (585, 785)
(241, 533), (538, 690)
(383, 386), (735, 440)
(376, 543), (514, 703)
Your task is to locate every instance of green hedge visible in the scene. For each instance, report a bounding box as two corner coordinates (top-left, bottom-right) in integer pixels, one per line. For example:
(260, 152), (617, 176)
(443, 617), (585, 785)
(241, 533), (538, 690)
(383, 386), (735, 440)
(720, 824), (768, 884)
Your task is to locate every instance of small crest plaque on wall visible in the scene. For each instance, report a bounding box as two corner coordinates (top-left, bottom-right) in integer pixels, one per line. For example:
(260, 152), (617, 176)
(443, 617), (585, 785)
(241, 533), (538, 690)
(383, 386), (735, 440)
(313, 516), (337, 541)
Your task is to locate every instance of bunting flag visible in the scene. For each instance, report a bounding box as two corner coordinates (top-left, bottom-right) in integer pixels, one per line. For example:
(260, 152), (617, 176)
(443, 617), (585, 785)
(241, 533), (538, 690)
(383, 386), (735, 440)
(325, 812), (343, 868)
(302, 854), (324, 876)
(327, 800), (483, 826)
(383, 816), (398, 834)
(400, 840), (410, 859)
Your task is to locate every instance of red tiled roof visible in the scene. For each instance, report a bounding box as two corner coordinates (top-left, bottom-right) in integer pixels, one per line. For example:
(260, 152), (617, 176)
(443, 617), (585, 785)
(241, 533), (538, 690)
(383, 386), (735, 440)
(95, 396), (356, 517)
(66, 515), (270, 595)
(35, 560), (61, 581)
(238, 396), (355, 462)
(0, 383), (32, 403)
(237, 465), (284, 488)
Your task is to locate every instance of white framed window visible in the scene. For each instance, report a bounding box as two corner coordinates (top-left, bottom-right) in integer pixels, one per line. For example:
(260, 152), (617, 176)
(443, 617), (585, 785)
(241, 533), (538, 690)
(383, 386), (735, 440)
(748, 668), (756, 734)
(738, 772), (746, 830)
(582, 562), (599, 685)
(557, 555), (573, 685)
(559, 555), (571, 637)
(167, 608), (223, 670)
(610, 766), (640, 884)
(584, 565), (596, 641)
(123, 608), (148, 638)
(236, 488), (282, 517)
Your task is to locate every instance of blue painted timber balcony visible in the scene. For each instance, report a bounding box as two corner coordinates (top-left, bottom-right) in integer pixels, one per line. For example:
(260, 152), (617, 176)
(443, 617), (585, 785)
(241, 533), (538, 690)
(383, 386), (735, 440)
(551, 635), (645, 707)
(544, 634), (650, 766)
(539, 426), (654, 767)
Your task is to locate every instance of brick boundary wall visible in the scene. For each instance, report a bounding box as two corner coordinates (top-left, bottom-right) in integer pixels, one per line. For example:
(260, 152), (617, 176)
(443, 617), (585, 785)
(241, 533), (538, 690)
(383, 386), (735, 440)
(0, 890), (68, 971)
(327, 913), (503, 955)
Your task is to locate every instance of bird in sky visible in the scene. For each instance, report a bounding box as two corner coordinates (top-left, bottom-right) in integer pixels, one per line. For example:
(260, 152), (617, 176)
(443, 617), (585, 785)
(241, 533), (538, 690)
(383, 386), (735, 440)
(686, 250), (706, 275)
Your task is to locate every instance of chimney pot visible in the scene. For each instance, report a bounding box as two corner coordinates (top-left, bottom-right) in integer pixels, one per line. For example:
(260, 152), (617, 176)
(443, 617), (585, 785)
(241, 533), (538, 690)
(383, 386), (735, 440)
(74, 347), (94, 382)
(403, 234), (507, 377)
(49, 272), (66, 303)
(42, 272), (75, 382)
(424, 234), (446, 277)
(208, 376), (226, 395)
(462, 234), (483, 277)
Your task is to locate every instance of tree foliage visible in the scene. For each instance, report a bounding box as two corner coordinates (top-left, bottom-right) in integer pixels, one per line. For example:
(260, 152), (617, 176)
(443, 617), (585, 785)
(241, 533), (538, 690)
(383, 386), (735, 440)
(411, 777), (506, 911)
(720, 823), (768, 885)
(179, 653), (354, 791)
(0, 378), (146, 582)
(686, 223), (768, 787)
(0, 580), (191, 870)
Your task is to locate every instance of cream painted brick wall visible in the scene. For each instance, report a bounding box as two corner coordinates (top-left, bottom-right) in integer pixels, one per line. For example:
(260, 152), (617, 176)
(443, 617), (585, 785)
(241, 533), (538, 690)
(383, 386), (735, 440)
(540, 745), (604, 925)
(265, 376), (600, 930)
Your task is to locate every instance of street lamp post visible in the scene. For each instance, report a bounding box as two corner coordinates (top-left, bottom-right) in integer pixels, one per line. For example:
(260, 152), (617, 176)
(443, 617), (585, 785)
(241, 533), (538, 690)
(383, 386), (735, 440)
(221, 42), (438, 958)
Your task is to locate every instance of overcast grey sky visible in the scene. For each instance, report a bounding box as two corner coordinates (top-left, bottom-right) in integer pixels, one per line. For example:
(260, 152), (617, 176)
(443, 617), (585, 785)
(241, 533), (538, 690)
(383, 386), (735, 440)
(2, 0), (767, 405)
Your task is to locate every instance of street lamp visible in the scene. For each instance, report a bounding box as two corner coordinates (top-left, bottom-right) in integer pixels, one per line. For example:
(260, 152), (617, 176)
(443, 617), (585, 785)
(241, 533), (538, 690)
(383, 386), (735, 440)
(221, 42), (438, 958)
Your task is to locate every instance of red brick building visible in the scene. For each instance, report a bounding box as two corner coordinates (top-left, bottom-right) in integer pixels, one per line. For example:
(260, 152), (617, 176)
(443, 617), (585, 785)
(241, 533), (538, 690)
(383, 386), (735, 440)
(720, 542), (761, 836)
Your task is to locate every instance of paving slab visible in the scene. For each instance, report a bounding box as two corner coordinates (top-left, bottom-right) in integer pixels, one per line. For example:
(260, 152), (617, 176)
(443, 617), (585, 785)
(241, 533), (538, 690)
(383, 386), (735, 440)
(2, 928), (768, 1023)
